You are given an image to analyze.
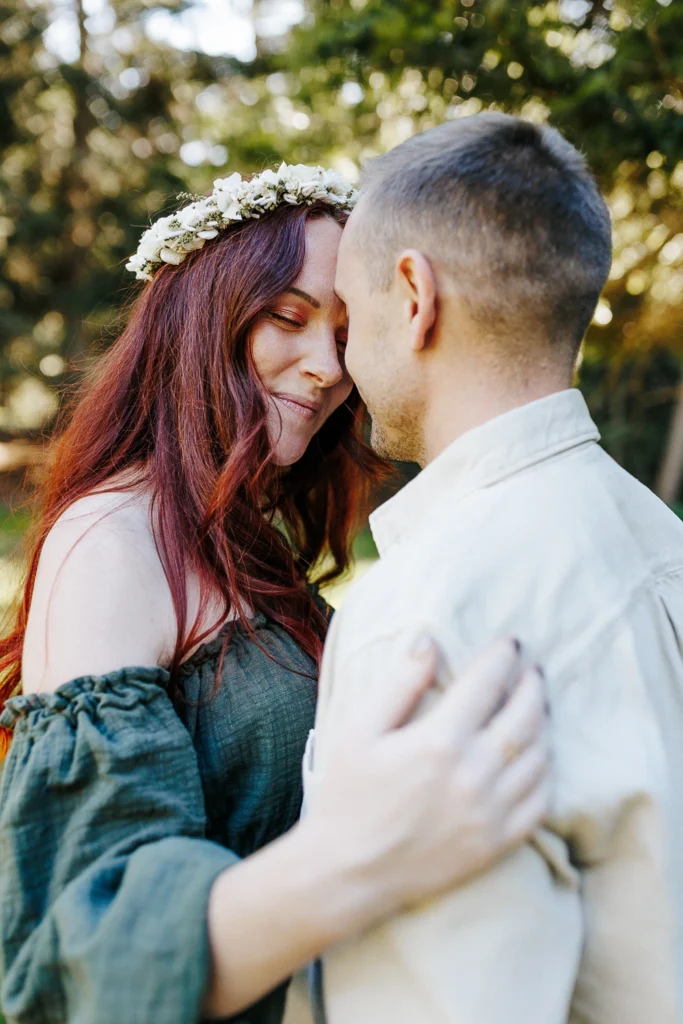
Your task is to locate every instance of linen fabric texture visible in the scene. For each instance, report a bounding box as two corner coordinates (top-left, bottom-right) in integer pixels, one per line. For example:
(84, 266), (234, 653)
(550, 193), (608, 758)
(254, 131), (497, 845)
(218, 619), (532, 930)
(310, 388), (683, 1024)
(0, 612), (319, 1024)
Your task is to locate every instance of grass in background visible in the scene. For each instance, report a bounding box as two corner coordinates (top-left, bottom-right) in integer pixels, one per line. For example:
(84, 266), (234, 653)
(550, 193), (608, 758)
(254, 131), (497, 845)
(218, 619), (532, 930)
(321, 526), (378, 609)
(0, 506), (31, 620)
(0, 507), (31, 556)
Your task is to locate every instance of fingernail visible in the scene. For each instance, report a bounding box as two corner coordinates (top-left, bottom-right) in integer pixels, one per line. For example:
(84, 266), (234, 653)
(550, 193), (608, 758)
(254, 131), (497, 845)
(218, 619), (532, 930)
(410, 632), (433, 658)
(533, 663), (546, 680)
(511, 638), (522, 654)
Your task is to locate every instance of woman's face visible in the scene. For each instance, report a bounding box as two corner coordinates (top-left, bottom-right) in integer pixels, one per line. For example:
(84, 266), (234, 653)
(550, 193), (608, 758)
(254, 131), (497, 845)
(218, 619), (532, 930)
(251, 216), (353, 467)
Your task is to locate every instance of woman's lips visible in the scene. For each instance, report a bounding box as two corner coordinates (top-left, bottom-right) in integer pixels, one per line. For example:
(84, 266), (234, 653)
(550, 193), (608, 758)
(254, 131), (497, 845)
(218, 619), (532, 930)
(274, 393), (322, 422)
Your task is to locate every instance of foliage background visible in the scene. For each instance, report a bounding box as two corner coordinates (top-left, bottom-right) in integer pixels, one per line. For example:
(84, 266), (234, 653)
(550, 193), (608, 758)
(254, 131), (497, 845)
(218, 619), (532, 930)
(0, 0), (682, 584)
(0, 5), (681, 1016)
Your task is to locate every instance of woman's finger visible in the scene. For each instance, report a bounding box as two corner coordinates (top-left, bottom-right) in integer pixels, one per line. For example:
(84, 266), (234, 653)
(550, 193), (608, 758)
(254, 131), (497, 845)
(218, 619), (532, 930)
(416, 637), (523, 751)
(494, 739), (550, 811)
(352, 634), (440, 739)
(501, 775), (553, 848)
(477, 665), (547, 779)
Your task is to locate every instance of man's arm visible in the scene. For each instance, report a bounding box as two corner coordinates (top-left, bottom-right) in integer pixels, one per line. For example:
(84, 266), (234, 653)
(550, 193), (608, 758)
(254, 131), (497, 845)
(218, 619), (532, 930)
(554, 615), (678, 1024)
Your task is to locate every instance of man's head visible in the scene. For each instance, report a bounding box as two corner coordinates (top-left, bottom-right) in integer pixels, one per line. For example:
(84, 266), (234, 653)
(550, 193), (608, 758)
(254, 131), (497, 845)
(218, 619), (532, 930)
(335, 113), (612, 463)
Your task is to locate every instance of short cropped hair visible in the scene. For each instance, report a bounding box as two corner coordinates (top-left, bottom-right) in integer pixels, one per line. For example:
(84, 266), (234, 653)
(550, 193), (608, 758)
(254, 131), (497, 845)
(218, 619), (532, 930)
(356, 113), (612, 353)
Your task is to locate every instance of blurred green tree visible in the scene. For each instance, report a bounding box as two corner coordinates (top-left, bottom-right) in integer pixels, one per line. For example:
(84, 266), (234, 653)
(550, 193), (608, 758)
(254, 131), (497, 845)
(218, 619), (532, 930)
(0, 0), (274, 432)
(1, 0), (683, 495)
(251, 0), (683, 493)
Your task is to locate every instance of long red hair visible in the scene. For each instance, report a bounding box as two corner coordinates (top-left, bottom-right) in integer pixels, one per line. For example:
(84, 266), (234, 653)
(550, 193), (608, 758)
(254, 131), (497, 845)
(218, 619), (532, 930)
(0, 201), (388, 751)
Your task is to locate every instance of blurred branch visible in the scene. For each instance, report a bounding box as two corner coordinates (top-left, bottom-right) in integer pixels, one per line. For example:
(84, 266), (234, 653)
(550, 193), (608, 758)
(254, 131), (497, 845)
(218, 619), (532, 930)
(0, 441), (44, 473)
(646, 22), (683, 95)
(656, 381), (683, 505)
(77, 0), (86, 63)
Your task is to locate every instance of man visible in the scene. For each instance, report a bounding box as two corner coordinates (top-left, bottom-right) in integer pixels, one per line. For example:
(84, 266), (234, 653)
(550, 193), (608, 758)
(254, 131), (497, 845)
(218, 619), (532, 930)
(308, 112), (683, 1023)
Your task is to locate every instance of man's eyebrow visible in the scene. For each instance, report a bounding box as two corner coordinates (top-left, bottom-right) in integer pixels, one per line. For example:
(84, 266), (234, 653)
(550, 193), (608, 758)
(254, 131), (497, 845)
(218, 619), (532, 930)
(286, 287), (321, 309)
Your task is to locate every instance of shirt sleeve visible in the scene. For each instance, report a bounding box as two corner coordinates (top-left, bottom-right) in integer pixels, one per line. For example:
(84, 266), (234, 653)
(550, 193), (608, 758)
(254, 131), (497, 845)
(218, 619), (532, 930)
(0, 667), (239, 1024)
(552, 605), (679, 1023)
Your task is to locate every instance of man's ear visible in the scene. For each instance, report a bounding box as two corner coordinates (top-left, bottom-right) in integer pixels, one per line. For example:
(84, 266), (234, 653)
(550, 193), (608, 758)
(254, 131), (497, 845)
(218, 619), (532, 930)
(395, 250), (437, 353)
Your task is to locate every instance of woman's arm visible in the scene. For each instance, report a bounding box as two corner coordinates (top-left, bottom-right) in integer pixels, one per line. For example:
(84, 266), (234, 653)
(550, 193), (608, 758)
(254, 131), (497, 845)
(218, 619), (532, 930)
(204, 639), (549, 1017)
(22, 493), (178, 691)
(20, 513), (548, 1021)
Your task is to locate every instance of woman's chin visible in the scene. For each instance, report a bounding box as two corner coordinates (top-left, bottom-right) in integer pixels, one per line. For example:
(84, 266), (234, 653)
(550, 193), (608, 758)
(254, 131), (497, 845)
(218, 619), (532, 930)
(271, 437), (311, 468)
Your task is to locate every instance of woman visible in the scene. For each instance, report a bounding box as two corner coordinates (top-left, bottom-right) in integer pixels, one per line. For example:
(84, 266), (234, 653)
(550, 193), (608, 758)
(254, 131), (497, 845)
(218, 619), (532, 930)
(0, 165), (549, 1023)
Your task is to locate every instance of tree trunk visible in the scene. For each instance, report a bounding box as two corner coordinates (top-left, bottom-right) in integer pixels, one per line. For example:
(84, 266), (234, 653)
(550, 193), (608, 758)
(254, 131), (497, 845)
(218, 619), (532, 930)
(655, 379), (683, 506)
(62, 0), (92, 368)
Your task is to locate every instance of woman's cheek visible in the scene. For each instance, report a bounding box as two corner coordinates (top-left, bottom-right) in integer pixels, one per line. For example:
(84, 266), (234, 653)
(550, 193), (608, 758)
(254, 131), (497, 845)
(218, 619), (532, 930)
(250, 324), (291, 384)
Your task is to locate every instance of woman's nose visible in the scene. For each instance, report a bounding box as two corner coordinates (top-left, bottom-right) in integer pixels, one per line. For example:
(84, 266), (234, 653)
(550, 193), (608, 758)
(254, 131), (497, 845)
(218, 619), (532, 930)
(301, 334), (344, 388)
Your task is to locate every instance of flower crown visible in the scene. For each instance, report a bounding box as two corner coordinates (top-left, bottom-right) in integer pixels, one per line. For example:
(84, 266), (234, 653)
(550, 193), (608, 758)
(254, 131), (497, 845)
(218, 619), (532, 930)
(126, 162), (358, 282)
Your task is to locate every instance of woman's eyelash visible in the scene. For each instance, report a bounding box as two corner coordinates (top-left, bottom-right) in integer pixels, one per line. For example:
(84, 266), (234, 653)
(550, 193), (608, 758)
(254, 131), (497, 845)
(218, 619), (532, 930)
(268, 310), (347, 347)
(270, 312), (303, 327)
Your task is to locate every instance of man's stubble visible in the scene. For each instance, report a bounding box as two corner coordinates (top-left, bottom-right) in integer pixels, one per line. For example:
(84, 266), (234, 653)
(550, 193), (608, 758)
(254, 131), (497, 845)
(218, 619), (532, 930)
(357, 309), (426, 465)
(366, 367), (426, 464)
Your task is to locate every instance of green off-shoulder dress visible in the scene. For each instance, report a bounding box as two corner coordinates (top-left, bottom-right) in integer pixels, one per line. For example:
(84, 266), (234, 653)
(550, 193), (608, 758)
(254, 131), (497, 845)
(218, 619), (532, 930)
(0, 611), (320, 1024)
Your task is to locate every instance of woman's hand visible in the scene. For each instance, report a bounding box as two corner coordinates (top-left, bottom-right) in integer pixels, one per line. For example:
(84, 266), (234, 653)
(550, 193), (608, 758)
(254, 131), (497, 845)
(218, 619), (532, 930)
(204, 635), (550, 1018)
(302, 635), (550, 927)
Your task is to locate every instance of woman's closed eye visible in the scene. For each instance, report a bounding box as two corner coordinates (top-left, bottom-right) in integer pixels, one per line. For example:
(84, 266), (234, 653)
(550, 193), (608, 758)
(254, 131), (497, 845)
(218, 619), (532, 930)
(269, 310), (306, 329)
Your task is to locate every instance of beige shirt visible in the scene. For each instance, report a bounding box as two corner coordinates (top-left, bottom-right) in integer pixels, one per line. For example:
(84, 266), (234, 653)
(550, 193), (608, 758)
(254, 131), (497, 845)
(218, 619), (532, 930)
(309, 388), (683, 1024)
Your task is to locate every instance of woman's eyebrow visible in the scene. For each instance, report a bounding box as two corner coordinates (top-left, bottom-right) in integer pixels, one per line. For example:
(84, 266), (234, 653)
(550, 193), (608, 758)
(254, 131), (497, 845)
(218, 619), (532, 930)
(286, 287), (321, 309)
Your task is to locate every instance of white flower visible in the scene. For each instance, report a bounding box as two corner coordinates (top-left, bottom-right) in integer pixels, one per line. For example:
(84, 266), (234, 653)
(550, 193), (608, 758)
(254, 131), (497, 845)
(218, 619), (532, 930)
(287, 164), (320, 182)
(128, 162), (357, 280)
(214, 191), (233, 214)
(137, 235), (159, 261)
(160, 247), (183, 265)
(126, 256), (154, 281)
(214, 172), (242, 193)
(243, 180), (266, 202)
(323, 170), (351, 195)
(178, 204), (206, 229)
(151, 214), (174, 236)
(180, 237), (206, 252)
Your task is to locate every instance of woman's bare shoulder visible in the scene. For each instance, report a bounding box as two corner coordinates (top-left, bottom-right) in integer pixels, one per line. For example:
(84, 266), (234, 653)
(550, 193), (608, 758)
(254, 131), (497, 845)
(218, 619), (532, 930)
(22, 488), (177, 695)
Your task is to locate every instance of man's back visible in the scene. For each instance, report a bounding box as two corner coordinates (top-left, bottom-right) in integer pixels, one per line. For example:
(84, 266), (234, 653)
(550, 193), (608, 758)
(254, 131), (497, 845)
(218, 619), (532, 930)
(312, 390), (683, 1024)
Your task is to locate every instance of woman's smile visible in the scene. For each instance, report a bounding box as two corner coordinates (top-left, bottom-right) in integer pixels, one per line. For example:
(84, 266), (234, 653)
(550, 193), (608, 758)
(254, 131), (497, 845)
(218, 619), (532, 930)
(273, 391), (324, 424)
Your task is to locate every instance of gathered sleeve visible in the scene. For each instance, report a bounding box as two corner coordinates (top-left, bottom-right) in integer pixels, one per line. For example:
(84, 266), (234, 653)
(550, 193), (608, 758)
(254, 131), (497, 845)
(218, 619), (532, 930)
(0, 668), (239, 1024)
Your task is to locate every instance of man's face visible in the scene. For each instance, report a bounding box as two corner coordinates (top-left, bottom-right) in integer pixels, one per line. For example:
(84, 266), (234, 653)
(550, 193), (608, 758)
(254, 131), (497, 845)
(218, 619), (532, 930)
(335, 206), (424, 462)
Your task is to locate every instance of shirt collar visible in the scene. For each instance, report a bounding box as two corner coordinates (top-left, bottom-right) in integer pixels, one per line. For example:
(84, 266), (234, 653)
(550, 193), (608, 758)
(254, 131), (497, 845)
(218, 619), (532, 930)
(369, 388), (600, 559)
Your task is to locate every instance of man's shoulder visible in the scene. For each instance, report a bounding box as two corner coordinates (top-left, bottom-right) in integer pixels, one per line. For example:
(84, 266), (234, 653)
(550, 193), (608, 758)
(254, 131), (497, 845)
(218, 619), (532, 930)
(332, 443), (683, 674)
(417, 441), (682, 572)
